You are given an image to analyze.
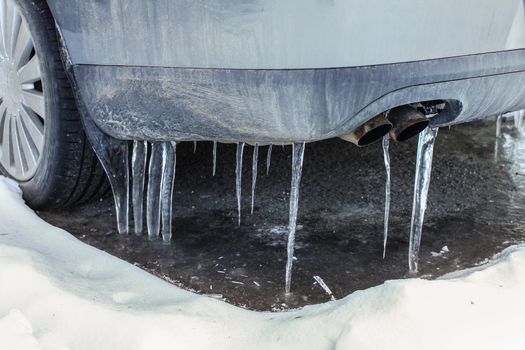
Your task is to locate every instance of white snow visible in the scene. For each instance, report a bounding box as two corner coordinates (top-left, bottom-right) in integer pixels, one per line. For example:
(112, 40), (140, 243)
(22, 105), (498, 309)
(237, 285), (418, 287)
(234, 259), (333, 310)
(1, 176), (525, 350)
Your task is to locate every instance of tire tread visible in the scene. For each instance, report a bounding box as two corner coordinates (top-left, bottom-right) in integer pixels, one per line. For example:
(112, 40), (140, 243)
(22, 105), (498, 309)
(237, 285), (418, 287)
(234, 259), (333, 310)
(16, 0), (109, 208)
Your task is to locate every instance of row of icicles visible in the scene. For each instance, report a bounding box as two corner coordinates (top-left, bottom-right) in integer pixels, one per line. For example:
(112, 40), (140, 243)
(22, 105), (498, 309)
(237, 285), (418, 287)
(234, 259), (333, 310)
(129, 112), (523, 295)
(120, 125), (440, 295)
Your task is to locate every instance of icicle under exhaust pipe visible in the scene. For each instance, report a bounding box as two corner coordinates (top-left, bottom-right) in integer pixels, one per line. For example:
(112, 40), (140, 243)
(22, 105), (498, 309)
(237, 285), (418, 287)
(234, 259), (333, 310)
(132, 140), (148, 235)
(251, 145), (259, 214)
(496, 115), (503, 138)
(160, 142), (177, 243)
(408, 127), (439, 274)
(285, 142), (306, 295)
(382, 135), (391, 259)
(339, 114), (392, 147)
(236, 142), (245, 226)
(514, 110), (525, 131)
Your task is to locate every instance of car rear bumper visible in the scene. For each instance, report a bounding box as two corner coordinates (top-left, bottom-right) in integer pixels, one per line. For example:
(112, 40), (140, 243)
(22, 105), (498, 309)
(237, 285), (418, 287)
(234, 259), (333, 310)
(66, 49), (525, 143)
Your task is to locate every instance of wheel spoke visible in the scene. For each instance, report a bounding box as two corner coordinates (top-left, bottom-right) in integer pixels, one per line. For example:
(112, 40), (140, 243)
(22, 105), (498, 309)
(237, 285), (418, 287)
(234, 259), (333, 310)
(0, 102), (6, 144)
(13, 20), (32, 68)
(0, 0), (12, 60)
(2, 0), (14, 60)
(10, 115), (26, 175)
(0, 110), (9, 166)
(0, 0), (7, 58)
(16, 116), (36, 170)
(22, 90), (45, 118)
(9, 7), (20, 59)
(18, 54), (41, 83)
(19, 106), (43, 152)
(5, 1), (18, 58)
(1, 114), (11, 166)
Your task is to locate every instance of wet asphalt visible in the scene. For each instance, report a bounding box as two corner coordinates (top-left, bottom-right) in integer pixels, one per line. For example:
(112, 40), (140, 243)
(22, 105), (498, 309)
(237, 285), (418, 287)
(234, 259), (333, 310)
(39, 118), (525, 311)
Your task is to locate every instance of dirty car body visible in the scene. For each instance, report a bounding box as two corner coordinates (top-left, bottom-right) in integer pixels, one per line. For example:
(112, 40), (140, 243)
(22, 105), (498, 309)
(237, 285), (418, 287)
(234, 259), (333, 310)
(47, 0), (525, 144)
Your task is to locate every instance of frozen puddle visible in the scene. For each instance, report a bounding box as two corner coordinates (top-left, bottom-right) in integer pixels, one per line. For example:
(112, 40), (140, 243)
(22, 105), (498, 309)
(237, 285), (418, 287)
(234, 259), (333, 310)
(1, 176), (525, 350)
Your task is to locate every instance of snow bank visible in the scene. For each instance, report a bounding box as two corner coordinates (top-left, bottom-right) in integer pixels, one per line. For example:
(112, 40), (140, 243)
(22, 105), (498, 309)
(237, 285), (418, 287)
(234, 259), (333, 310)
(0, 176), (524, 350)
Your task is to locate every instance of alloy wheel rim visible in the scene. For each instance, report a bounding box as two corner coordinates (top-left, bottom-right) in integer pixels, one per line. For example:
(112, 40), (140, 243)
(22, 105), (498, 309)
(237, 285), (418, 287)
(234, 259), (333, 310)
(0, 0), (45, 181)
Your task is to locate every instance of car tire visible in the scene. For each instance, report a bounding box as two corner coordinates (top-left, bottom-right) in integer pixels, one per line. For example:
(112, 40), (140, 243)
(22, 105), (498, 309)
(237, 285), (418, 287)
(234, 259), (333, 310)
(0, 0), (108, 209)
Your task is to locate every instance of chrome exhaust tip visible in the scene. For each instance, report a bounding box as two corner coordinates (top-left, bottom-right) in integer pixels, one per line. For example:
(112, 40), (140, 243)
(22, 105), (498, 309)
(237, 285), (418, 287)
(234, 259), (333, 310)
(388, 106), (429, 142)
(340, 114), (392, 147)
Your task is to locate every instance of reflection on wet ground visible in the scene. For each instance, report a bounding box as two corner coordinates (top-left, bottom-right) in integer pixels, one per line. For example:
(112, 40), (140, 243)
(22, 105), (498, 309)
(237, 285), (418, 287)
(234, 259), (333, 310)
(40, 119), (525, 311)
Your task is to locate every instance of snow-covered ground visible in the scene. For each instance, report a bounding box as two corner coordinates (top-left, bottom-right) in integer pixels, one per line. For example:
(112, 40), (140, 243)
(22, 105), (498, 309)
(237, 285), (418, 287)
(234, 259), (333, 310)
(1, 176), (524, 350)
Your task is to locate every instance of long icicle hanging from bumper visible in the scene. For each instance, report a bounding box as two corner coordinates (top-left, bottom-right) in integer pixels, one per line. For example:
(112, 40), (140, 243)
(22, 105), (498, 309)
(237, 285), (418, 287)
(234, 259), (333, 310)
(285, 142), (306, 295)
(236, 142), (245, 226)
(408, 127), (439, 273)
(147, 142), (163, 239)
(251, 145), (259, 214)
(382, 135), (391, 259)
(160, 142), (177, 243)
(132, 140), (148, 236)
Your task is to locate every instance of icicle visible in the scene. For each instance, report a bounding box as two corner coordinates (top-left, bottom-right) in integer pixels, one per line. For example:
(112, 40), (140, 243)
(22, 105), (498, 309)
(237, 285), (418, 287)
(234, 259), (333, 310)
(132, 140), (148, 235)
(77, 116), (129, 234)
(251, 145), (259, 214)
(193, 141), (197, 153)
(147, 142), (163, 239)
(496, 115), (503, 138)
(113, 148), (130, 235)
(285, 142), (306, 295)
(382, 135), (391, 259)
(513, 111), (521, 129)
(236, 142), (245, 226)
(266, 145), (273, 175)
(160, 142), (177, 243)
(494, 139), (500, 162)
(495, 115), (503, 161)
(313, 275), (336, 301)
(212, 141), (217, 176)
(408, 127), (439, 273)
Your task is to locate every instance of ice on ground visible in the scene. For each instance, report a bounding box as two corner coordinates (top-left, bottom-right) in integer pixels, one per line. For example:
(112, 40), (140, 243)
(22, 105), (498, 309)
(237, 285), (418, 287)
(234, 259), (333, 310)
(1, 176), (525, 350)
(431, 245), (450, 257)
(313, 276), (336, 301)
(253, 225), (307, 249)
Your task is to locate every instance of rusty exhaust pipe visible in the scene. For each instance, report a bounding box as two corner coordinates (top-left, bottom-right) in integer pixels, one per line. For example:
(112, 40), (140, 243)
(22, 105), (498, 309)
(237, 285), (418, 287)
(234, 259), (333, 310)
(388, 106), (429, 142)
(340, 114), (392, 147)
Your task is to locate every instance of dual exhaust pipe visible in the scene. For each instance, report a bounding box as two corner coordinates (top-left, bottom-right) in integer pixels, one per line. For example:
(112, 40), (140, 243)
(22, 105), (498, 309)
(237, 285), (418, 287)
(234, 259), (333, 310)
(340, 105), (430, 147)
